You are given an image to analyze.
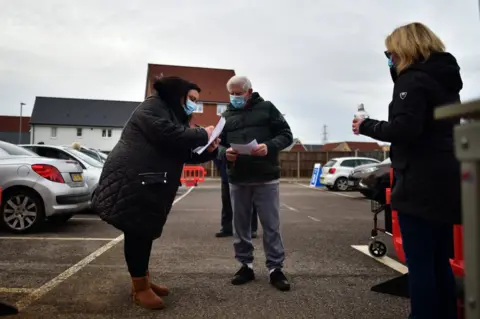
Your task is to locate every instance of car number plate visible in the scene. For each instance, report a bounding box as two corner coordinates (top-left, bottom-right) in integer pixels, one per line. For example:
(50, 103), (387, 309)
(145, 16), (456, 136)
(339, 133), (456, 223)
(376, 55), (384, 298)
(70, 173), (83, 182)
(348, 181), (355, 186)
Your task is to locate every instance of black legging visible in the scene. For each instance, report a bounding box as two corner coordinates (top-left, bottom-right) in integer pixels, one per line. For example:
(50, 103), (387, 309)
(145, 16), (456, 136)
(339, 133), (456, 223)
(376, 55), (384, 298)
(124, 233), (153, 277)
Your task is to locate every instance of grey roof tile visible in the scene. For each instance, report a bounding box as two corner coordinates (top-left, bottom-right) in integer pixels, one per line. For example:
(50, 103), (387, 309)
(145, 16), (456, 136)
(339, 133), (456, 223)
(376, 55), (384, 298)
(30, 97), (141, 128)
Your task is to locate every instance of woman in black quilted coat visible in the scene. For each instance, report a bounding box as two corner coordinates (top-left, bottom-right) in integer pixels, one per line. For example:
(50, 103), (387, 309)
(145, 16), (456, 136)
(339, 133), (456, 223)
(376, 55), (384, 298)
(92, 76), (218, 310)
(353, 23), (462, 319)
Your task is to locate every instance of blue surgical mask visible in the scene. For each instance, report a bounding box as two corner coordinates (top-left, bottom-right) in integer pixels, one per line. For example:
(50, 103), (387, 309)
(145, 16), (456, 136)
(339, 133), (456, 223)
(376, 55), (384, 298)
(184, 99), (196, 115)
(388, 57), (394, 68)
(230, 95), (246, 109)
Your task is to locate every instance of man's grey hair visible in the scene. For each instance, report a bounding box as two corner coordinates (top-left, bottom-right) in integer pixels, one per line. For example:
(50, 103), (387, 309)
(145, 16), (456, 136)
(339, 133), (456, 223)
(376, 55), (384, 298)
(226, 75), (252, 92)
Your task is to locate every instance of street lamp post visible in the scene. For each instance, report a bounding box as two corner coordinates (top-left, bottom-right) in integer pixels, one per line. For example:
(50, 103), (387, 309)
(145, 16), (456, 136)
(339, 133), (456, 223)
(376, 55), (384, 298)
(19, 102), (25, 144)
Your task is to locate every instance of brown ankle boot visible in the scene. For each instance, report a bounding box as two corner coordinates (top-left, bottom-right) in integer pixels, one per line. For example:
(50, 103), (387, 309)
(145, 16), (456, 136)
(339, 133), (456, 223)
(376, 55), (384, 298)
(131, 272), (169, 297)
(146, 271), (169, 297)
(131, 277), (165, 310)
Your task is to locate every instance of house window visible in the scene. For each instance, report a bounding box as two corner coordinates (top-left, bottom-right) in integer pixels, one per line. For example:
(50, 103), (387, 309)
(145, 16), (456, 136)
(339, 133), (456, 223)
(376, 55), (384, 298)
(50, 127), (57, 138)
(76, 128), (83, 137)
(216, 104), (227, 116)
(102, 129), (112, 138)
(193, 103), (203, 113)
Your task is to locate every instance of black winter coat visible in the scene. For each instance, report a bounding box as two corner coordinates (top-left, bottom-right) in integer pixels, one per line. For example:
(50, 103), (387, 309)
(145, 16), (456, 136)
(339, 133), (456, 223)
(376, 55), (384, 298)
(219, 92), (293, 184)
(92, 95), (215, 239)
(360, 52), (463, 225)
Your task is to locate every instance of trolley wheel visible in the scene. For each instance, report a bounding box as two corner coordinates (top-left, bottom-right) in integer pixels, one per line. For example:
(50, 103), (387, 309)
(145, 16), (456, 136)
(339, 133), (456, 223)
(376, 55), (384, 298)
(368, 240), (387, 258)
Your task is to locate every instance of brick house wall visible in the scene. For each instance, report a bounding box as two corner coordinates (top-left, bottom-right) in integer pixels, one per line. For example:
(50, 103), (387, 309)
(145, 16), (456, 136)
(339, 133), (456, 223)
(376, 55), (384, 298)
(145, 64), (235, 128)
(0, 116), (31, 144)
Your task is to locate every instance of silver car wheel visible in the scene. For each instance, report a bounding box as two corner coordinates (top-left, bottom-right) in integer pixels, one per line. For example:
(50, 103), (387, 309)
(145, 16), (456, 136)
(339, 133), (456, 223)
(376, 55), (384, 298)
(3, 195), (38, 231)
(335, 178), (349, 191)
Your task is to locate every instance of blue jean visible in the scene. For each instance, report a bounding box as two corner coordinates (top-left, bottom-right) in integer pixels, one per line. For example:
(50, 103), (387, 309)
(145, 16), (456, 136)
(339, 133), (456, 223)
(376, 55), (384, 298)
(398, 212), (457, 319)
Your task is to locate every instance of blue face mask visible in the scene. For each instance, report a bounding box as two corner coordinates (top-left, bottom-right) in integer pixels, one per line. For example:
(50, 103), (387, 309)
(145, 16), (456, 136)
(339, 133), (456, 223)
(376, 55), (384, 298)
(230, 95), (246, 109)
(388, 57), (394, 68)
(184, 99), (196, 115)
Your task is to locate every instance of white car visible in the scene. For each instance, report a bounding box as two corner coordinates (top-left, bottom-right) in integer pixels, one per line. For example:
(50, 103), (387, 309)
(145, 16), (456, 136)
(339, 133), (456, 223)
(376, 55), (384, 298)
(0, 141), (90, 233)
(320, 157), (381, 191)
(21, 144), (103, 202)
(64, 144), (109, 164)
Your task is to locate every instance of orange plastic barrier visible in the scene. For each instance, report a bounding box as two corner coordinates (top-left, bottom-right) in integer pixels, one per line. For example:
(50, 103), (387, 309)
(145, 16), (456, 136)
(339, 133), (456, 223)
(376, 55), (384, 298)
(386, 187), (407, 264)
(180, 166), (206, 187)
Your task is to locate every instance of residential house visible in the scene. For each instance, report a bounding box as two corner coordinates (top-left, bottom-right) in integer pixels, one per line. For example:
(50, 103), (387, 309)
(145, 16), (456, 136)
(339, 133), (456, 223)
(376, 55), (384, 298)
(0, 115), (30, 144)
(303, 144), (323, 151)
(145, 64), (235, 127)
(30, 97), (140, 152)
(321, 141), (385, 160)
(282, 138), (308, 152)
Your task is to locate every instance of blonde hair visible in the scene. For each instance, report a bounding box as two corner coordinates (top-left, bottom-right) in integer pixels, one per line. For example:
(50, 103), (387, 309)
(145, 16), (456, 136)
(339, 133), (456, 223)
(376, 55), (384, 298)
(385, 22), (445, 72)
(72, 142), (81, 150)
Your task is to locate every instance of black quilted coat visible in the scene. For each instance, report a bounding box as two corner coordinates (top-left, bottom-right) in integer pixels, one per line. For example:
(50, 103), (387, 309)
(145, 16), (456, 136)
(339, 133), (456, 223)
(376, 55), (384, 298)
(360, 52), (462, 224)
(92, 77), (216, 239)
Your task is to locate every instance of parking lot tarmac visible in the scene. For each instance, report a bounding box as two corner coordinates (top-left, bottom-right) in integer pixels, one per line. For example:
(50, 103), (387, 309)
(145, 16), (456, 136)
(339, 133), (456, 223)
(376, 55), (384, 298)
(0, 182), (408, 319)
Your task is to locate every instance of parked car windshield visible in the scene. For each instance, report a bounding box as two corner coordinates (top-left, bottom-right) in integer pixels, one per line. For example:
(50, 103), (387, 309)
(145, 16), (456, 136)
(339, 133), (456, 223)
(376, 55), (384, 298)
(97, 151), (109, 160)
(324, 160), (337, 167)
(64, 148), (104, 168)
(0, 142), (39, 157)
(77, 147), (105, 163)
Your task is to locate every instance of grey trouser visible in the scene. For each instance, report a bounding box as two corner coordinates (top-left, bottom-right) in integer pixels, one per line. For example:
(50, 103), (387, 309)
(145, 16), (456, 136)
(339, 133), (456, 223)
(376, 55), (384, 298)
(229, 182), (285, 270)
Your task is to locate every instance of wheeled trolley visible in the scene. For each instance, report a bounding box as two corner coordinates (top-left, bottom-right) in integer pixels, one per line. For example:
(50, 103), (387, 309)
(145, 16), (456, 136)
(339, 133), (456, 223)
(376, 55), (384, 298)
(368, 199), (388, 258)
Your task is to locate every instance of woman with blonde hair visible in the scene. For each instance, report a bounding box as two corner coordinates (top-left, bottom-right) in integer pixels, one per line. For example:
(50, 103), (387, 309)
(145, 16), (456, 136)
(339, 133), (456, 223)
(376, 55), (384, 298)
(353, 22), (462, 319)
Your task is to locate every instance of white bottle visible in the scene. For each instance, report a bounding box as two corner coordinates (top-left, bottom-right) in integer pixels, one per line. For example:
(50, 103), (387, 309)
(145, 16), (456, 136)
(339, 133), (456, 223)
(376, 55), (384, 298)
(354, 103), (369, 119)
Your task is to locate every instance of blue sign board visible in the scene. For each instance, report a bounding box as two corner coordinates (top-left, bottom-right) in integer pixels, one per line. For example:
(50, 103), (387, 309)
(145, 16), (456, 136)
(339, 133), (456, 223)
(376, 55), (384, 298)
(310, 163), (323, 187)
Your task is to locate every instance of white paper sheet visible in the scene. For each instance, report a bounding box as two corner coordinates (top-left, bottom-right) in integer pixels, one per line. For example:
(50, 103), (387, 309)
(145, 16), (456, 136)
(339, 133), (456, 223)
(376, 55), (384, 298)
(230, 139), (258, 155)
(194, 117), (226, 154)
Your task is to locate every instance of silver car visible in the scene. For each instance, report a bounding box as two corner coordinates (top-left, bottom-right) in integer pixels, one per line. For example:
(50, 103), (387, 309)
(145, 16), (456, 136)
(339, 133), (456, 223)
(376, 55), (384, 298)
(0, 141), (90, 233)
(21, 144), (103, 201)
(65, 144), (109, 164)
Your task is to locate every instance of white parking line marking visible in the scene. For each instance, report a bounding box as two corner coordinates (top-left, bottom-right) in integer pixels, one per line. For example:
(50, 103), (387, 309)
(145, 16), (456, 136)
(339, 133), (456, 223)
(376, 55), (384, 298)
(71, 217), (101, 221)
(281, 203), (299, 211)
(0, 288), (35, 293)
(293, 182), (362, 198)
(351, 245), (408, 274)
(307, 216), (320, 222)
(0, 237), (115, 241)
(15, 186), (195, 311)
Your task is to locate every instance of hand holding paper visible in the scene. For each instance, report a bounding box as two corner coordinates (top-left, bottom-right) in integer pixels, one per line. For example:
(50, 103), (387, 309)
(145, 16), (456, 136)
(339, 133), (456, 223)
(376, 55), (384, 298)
(207, 138), (220, 153)
(204, 126), (215, 139)
(194, 117), (226, 155)
(230, 140), (259, 155)
(226, 147), (238, 162)
(251, 143), (268, 156)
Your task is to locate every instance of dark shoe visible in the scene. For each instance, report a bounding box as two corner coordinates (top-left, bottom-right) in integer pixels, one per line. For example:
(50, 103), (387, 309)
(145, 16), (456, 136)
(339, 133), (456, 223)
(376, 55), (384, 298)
(251, 232), (258, 238)
(0, 301), (18, 315)
(215, 231), (233, 238)
(231, 265), (255, 285)
(269, 269), (291, 291)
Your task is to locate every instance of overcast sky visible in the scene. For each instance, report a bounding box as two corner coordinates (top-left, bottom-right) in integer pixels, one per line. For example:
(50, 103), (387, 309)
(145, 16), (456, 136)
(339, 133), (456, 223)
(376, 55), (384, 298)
(1, 0), (479, 144)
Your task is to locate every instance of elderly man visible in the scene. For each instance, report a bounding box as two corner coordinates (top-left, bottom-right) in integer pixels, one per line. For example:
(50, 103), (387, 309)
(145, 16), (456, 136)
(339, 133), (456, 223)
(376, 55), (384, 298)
(218, 75), (293, 291)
